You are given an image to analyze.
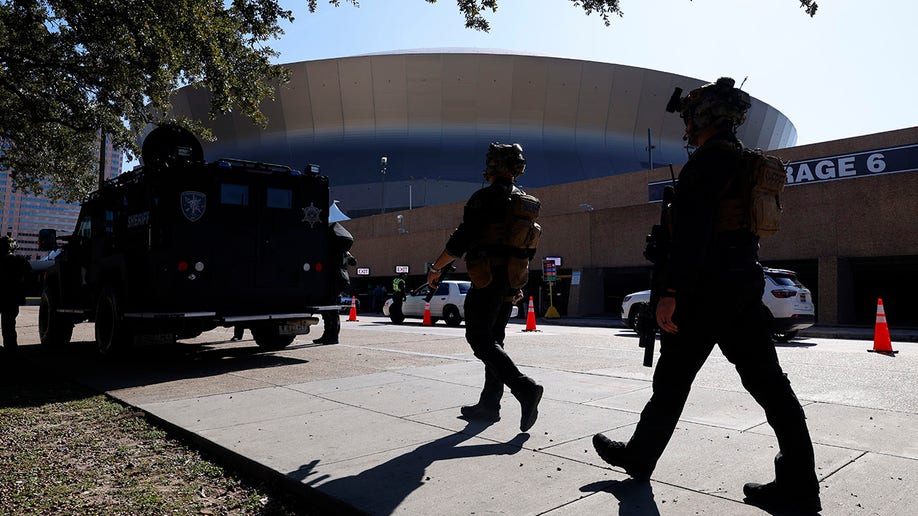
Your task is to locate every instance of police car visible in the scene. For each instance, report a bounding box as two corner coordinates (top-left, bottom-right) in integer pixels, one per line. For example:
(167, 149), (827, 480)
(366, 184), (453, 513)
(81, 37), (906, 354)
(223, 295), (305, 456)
(621, 268), (815, 342)
(382, 280), (518, 326)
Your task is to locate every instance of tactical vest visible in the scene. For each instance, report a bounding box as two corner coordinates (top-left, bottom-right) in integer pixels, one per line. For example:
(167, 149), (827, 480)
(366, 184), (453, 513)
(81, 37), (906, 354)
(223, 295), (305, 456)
(467, 187), (542, 289)
(717, 147), (786, 237)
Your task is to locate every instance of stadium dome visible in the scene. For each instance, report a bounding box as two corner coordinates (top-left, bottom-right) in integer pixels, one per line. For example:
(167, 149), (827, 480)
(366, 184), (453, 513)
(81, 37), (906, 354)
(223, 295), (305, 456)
(169, 50), (796, 217)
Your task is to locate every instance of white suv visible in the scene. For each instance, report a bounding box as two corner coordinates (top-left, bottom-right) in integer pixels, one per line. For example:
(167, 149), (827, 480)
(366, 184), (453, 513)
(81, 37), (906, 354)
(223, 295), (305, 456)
(620, 268), (815, 342)
(762, 268), (815, 341)
(383, 280), (518, 326)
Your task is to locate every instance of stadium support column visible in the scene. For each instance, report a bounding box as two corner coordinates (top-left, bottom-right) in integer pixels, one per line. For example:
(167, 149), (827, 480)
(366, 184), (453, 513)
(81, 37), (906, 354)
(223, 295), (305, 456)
(380, 156), (388, 214)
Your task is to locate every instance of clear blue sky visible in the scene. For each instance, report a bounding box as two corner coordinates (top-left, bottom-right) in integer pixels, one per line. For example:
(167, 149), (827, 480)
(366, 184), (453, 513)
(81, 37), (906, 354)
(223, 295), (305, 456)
(267, 0), (916, 147)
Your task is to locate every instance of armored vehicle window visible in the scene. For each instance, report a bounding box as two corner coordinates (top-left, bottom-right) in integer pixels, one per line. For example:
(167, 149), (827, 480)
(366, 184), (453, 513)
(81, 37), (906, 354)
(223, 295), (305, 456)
(76, 217), (92, 238)
(105, 210), (114, 234)
(221, 184), (249, 206)
(267, 187), (292, 209)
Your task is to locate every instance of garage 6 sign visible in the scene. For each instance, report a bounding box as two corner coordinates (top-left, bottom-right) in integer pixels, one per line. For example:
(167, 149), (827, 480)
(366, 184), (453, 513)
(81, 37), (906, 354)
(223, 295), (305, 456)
(784, 143), (918, 186)
(648, 144), (917, 202)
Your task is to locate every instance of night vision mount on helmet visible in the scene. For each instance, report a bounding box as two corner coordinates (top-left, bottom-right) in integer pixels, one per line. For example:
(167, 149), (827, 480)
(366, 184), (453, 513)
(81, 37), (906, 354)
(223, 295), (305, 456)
(483, 143), (526, 181)
(666, 77), (752, 132)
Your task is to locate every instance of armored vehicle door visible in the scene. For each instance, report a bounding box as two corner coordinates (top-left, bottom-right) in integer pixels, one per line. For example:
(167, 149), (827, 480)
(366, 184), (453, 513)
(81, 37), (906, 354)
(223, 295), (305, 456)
(252, 175), (329, 292)
(190, 161), (334, 314)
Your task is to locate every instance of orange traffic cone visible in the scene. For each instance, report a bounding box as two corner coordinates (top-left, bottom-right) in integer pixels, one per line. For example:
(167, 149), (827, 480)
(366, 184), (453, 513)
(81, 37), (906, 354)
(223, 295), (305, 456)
(422, 301), (432, 326)
(868, 298), (897, 355)
(522, 296), (539, 332)
(346, 295), (359, 322)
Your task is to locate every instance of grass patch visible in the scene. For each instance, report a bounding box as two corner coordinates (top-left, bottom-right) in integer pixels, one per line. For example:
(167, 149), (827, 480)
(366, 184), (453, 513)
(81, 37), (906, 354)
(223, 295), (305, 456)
(0, 355), (310, 515)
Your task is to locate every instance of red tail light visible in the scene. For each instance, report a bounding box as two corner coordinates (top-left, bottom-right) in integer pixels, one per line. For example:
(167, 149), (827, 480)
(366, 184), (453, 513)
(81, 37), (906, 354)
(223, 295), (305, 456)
(177, 261), (189, 272)
(770, 289), (796, 298)
(315, 262), (324, 272)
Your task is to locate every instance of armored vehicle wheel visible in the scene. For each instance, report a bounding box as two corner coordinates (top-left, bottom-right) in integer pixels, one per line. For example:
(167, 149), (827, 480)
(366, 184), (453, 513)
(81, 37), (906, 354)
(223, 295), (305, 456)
(444, 305), (462, 327)
(95, 287), (133, 355)
(39, 289), (74, 347)
(251, 324), (296, 350)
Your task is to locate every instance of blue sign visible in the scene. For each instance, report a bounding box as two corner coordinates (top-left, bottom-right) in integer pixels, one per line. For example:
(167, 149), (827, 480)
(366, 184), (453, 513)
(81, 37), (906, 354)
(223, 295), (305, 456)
(648, 143), (918, 202)
(784, 143), (918, 186)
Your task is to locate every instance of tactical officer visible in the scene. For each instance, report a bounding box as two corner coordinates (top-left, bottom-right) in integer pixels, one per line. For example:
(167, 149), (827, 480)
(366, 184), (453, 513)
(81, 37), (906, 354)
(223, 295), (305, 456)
(0, 236), (32, 354)
(427, 143), (543, 432)
(314, 222), (356, 345)
(592, 78), (820, 513)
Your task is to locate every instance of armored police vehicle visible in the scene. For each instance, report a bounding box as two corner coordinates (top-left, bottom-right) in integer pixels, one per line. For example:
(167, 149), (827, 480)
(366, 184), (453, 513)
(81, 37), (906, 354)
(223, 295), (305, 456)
(38, 125), (337, 354)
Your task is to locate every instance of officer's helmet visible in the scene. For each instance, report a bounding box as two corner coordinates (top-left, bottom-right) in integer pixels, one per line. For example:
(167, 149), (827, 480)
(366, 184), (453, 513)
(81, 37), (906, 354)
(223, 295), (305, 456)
(677, 77), (751, 131)
(483, 143), (526, 181)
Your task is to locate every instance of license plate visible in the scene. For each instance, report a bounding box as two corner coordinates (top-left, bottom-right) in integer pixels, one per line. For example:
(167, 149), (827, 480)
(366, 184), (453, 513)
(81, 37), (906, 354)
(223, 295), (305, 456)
(278, 320), (312, 335)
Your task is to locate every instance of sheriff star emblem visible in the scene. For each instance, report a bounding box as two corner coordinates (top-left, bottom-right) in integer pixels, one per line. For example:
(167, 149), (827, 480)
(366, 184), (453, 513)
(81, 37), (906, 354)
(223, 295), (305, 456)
(301, 202), (322, 228)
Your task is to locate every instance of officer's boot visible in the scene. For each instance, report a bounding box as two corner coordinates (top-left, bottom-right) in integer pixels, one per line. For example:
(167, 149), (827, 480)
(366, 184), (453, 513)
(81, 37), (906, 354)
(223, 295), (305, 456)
(460, 367), (502, 422)
(512, 377), (544, 432)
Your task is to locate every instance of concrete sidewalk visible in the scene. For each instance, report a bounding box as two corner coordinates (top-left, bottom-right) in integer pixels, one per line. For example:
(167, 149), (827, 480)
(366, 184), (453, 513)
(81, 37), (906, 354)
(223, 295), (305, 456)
(14, 308), (918, 515)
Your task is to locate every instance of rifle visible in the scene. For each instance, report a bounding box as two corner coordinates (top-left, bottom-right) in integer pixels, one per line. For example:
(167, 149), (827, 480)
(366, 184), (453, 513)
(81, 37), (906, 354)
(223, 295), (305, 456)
(636, 303), (657, 367)
(424, 261), (456, 302)
(638, 165), (677, 367)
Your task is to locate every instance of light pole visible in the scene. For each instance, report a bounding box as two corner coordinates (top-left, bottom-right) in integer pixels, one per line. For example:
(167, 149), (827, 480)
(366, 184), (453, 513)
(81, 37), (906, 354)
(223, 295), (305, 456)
(380, 156), (388, 214)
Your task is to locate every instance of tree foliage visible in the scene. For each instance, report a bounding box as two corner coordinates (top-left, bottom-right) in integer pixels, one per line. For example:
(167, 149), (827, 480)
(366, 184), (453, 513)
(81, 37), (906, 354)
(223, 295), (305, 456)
(1, 0), (817, 203)
(0, 0), (291, 202)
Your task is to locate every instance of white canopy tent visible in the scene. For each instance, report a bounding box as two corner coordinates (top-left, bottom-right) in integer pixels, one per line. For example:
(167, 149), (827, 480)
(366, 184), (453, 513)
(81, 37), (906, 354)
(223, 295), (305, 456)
(329, 200), (350, 223)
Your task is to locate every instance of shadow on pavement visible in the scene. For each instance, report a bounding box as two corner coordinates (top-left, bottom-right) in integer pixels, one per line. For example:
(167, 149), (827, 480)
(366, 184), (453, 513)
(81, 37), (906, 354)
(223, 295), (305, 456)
(581, 478), (660, 515)
(29, 337), (309, 393)
(290, 420), (530, 515)
(0, 350), (95, 409)
(774, 339), (819, 347)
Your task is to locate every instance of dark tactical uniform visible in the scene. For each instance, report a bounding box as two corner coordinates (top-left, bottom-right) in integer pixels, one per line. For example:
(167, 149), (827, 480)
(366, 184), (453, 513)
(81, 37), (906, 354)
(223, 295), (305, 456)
(594, 78), (819, 512)
(446, 182), (535, 413)
(0, 238), (32, 352)
(315, 222), (355, 344)
(629, 131), (818, 493)
(429, 142), (543, 432)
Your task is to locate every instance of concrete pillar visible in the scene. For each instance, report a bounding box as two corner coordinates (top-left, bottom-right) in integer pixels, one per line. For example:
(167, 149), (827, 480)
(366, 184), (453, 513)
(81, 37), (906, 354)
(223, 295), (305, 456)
(836, 257), (855, 324)
(818, 255), (855, 325)
(567, 267), (604, 316)
(817, 256), (838, 325)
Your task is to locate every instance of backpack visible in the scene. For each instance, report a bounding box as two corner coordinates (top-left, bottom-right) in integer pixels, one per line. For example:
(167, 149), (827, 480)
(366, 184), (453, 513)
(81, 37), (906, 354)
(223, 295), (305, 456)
(504, 188), (542, 251)
(467, 187), (542, 289)
(718, 147), (786, 237)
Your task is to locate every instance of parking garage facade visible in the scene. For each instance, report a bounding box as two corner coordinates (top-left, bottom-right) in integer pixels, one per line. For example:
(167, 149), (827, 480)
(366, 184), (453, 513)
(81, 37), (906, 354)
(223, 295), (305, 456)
(343, 126), (918, 328)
